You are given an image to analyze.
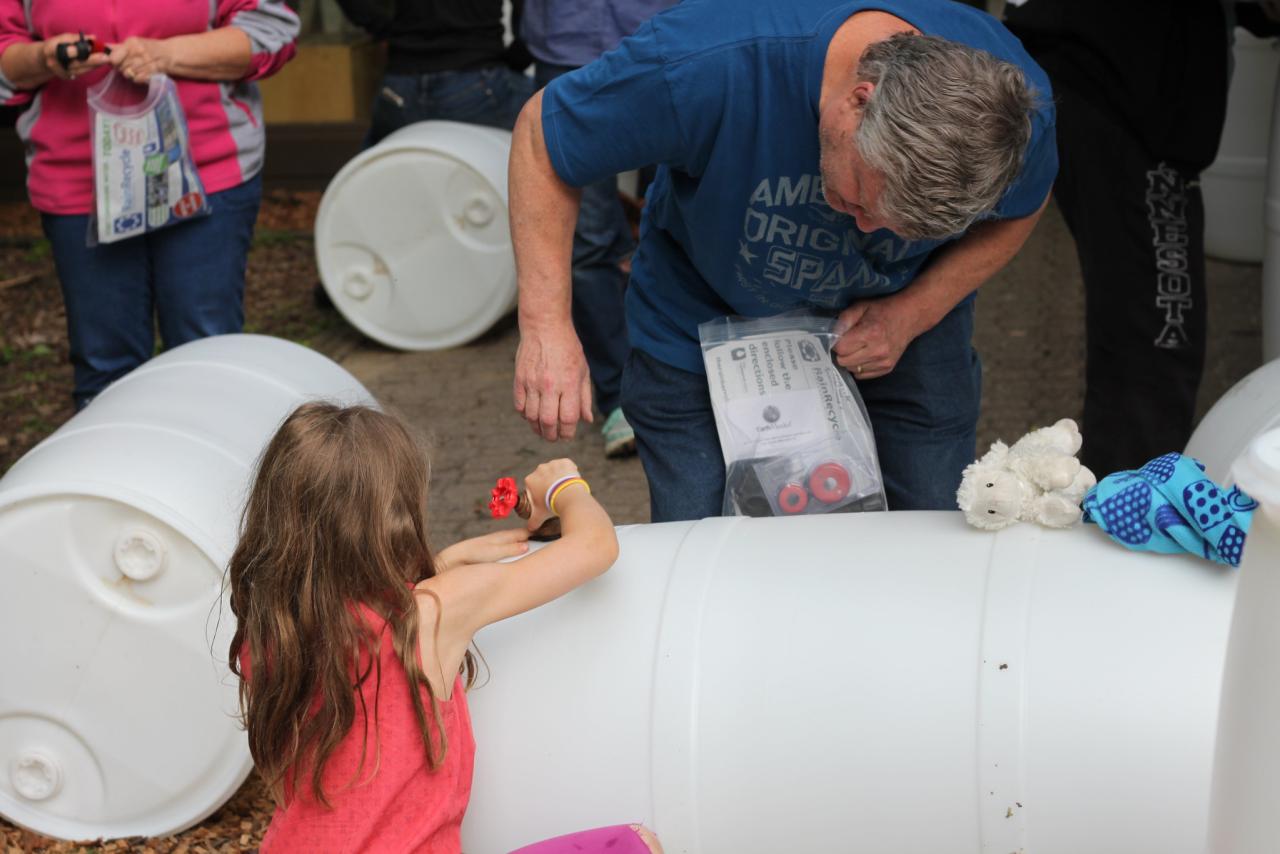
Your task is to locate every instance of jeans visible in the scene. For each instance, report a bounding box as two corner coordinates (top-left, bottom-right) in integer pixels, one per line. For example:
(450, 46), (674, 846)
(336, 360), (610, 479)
(42, 173), (262, 409)
(622, 297), (982, 522)
(535, 62), (633, 415)
(366, 64), (535, 147)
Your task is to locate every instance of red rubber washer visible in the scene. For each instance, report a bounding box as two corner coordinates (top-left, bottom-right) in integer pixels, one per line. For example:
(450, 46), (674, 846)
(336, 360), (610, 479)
(777, 482), (809, 514)
(173, 192), (204, 218)
(809, 461), (852, 504)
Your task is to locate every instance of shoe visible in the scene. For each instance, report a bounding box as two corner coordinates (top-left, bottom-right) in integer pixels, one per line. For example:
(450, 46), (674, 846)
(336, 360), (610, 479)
(601, 407), (636, 458)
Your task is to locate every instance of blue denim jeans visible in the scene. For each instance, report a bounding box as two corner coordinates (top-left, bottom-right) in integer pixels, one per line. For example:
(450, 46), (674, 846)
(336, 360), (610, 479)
(535, 62), (633, 415)
(622, 296), (982, 521)
(366, 65), (535, 147)
(42, 173), (262, 409)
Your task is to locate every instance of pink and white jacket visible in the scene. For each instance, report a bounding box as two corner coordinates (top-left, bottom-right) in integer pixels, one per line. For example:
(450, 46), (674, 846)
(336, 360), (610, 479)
(0, 0), (298, 214)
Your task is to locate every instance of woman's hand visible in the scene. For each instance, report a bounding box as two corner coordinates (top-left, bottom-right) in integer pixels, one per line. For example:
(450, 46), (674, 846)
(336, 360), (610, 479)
(436, 529), (531, 573)
(39, 34), (110, 81)
(108, 37), (175, 84)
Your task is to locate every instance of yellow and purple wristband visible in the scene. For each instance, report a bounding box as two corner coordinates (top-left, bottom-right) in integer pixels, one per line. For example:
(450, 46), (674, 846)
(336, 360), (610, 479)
(545, 473), (591, 515)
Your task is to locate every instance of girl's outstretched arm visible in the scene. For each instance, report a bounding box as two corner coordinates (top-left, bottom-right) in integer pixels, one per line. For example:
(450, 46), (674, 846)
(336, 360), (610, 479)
(417, 458), (617, 655)
(435, 528), (531, 573)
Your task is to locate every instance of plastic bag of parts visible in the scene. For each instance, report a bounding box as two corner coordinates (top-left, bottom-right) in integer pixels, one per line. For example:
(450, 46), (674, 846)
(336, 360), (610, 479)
(88, 71), (211, 245)
(699, 312), (888, 517)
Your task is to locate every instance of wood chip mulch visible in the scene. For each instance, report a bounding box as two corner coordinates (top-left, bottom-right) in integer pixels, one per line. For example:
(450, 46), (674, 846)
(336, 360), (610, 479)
(2, 773), (274, 853)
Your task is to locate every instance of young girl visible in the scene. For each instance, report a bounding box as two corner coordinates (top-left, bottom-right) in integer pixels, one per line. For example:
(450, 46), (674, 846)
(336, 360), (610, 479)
(227, 402), (662, 854)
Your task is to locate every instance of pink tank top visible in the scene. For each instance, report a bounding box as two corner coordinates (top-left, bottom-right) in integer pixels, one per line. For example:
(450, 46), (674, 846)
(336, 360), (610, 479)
(259, 609), (475, 854)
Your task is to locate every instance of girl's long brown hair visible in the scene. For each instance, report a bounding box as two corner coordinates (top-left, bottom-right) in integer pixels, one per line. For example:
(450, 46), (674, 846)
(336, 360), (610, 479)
(226, 402), (475, 806)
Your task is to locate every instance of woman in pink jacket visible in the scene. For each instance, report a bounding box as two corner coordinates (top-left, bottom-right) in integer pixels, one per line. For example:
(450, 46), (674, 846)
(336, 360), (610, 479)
(0, 1), (298, 409)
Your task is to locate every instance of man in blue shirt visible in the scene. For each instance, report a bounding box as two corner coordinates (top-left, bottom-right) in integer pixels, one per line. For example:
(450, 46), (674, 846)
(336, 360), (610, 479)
(508, 0), (1057, 521)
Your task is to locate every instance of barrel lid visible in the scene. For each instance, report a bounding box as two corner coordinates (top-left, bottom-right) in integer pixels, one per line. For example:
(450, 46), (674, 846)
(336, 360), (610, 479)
(0, 495), (250, 840)
(314, 122), (516, 351)
(1232, 428), (1280, 512)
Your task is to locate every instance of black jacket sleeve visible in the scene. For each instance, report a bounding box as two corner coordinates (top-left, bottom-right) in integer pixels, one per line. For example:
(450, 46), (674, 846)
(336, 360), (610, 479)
(334, 0), (396, 38)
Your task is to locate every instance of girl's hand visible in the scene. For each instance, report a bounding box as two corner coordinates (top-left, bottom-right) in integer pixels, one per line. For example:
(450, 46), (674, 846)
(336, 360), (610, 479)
(108, 37), (175, 84)
(40, 34), (110, 80)
(437, 529), (531, 572)
(523, 458), (581, 532)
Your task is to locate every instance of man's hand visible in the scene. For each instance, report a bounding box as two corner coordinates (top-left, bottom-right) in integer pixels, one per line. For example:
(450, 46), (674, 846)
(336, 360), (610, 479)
(832, 295), (921, 380)
(830, 195), (1049, 381)
(436, 529), (531, 573)
(108, 37), (175, 84)
(513, 322), (593, 441)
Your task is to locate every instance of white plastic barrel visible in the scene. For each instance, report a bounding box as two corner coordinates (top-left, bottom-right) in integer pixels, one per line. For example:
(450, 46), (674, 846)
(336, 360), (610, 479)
(1204, 30), (1279, 263)
(1185, 358), (1280, 483)
(1207, 427), (1280, 854)
(462, 513), (1239, 854)
(0, 334), (374, 841)
(314, 120), (516, 351)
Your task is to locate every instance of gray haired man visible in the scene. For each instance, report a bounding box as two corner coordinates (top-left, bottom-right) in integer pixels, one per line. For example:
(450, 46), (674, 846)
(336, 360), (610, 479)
(508, 0), (1057, 521)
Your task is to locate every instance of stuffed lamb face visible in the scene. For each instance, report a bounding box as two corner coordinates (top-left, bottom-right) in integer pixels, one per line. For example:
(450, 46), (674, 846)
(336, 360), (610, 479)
(956, 466), (1028, 530)
(955, 418), (1097, 531)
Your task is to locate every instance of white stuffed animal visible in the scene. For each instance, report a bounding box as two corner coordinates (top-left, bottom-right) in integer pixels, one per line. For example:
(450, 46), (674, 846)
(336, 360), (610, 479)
(956, 418), (1097, 531)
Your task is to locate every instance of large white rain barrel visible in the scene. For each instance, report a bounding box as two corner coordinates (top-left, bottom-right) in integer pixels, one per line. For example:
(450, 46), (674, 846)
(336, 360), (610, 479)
(1203, 29), (1278, 263)
(1185, 358), (1280, 483)
(314, 121), (516, 351)
(1207, 427), (1280, 854)
(0, 334), (374, 841)
(462, 512), (1240, 854)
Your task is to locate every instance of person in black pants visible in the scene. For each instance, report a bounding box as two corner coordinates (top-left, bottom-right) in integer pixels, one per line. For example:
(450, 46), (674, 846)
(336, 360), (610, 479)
(1005, 1), (1231, 478)
(336, 0), (534, 147)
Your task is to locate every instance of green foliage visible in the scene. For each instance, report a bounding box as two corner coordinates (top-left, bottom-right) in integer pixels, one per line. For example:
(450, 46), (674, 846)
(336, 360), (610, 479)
(24, 237), (51, 263)
(251, 229), (310, 248)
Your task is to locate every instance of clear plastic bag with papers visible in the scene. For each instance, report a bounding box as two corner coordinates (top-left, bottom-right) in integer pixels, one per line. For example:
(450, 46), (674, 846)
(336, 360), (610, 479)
(88, 71), (211, 245)
(699, 312), (888, 517)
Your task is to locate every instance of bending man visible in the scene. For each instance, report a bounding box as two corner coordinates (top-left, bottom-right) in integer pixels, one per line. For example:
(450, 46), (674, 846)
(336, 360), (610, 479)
(509, 0), (1057, 521)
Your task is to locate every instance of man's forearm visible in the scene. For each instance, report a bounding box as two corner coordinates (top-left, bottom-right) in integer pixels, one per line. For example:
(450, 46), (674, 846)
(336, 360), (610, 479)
(509, 89), (596, 437)
(893, 194), (1049, 338)
(509, 90), (581, 331)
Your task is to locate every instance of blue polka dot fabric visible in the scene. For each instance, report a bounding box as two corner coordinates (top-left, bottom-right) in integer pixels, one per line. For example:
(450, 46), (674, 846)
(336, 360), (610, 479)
(1082, 453), (1258, 567)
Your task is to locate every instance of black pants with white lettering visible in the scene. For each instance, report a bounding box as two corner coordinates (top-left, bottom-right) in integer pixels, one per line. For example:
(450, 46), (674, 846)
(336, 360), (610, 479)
(1052, 85), (1207, 478)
